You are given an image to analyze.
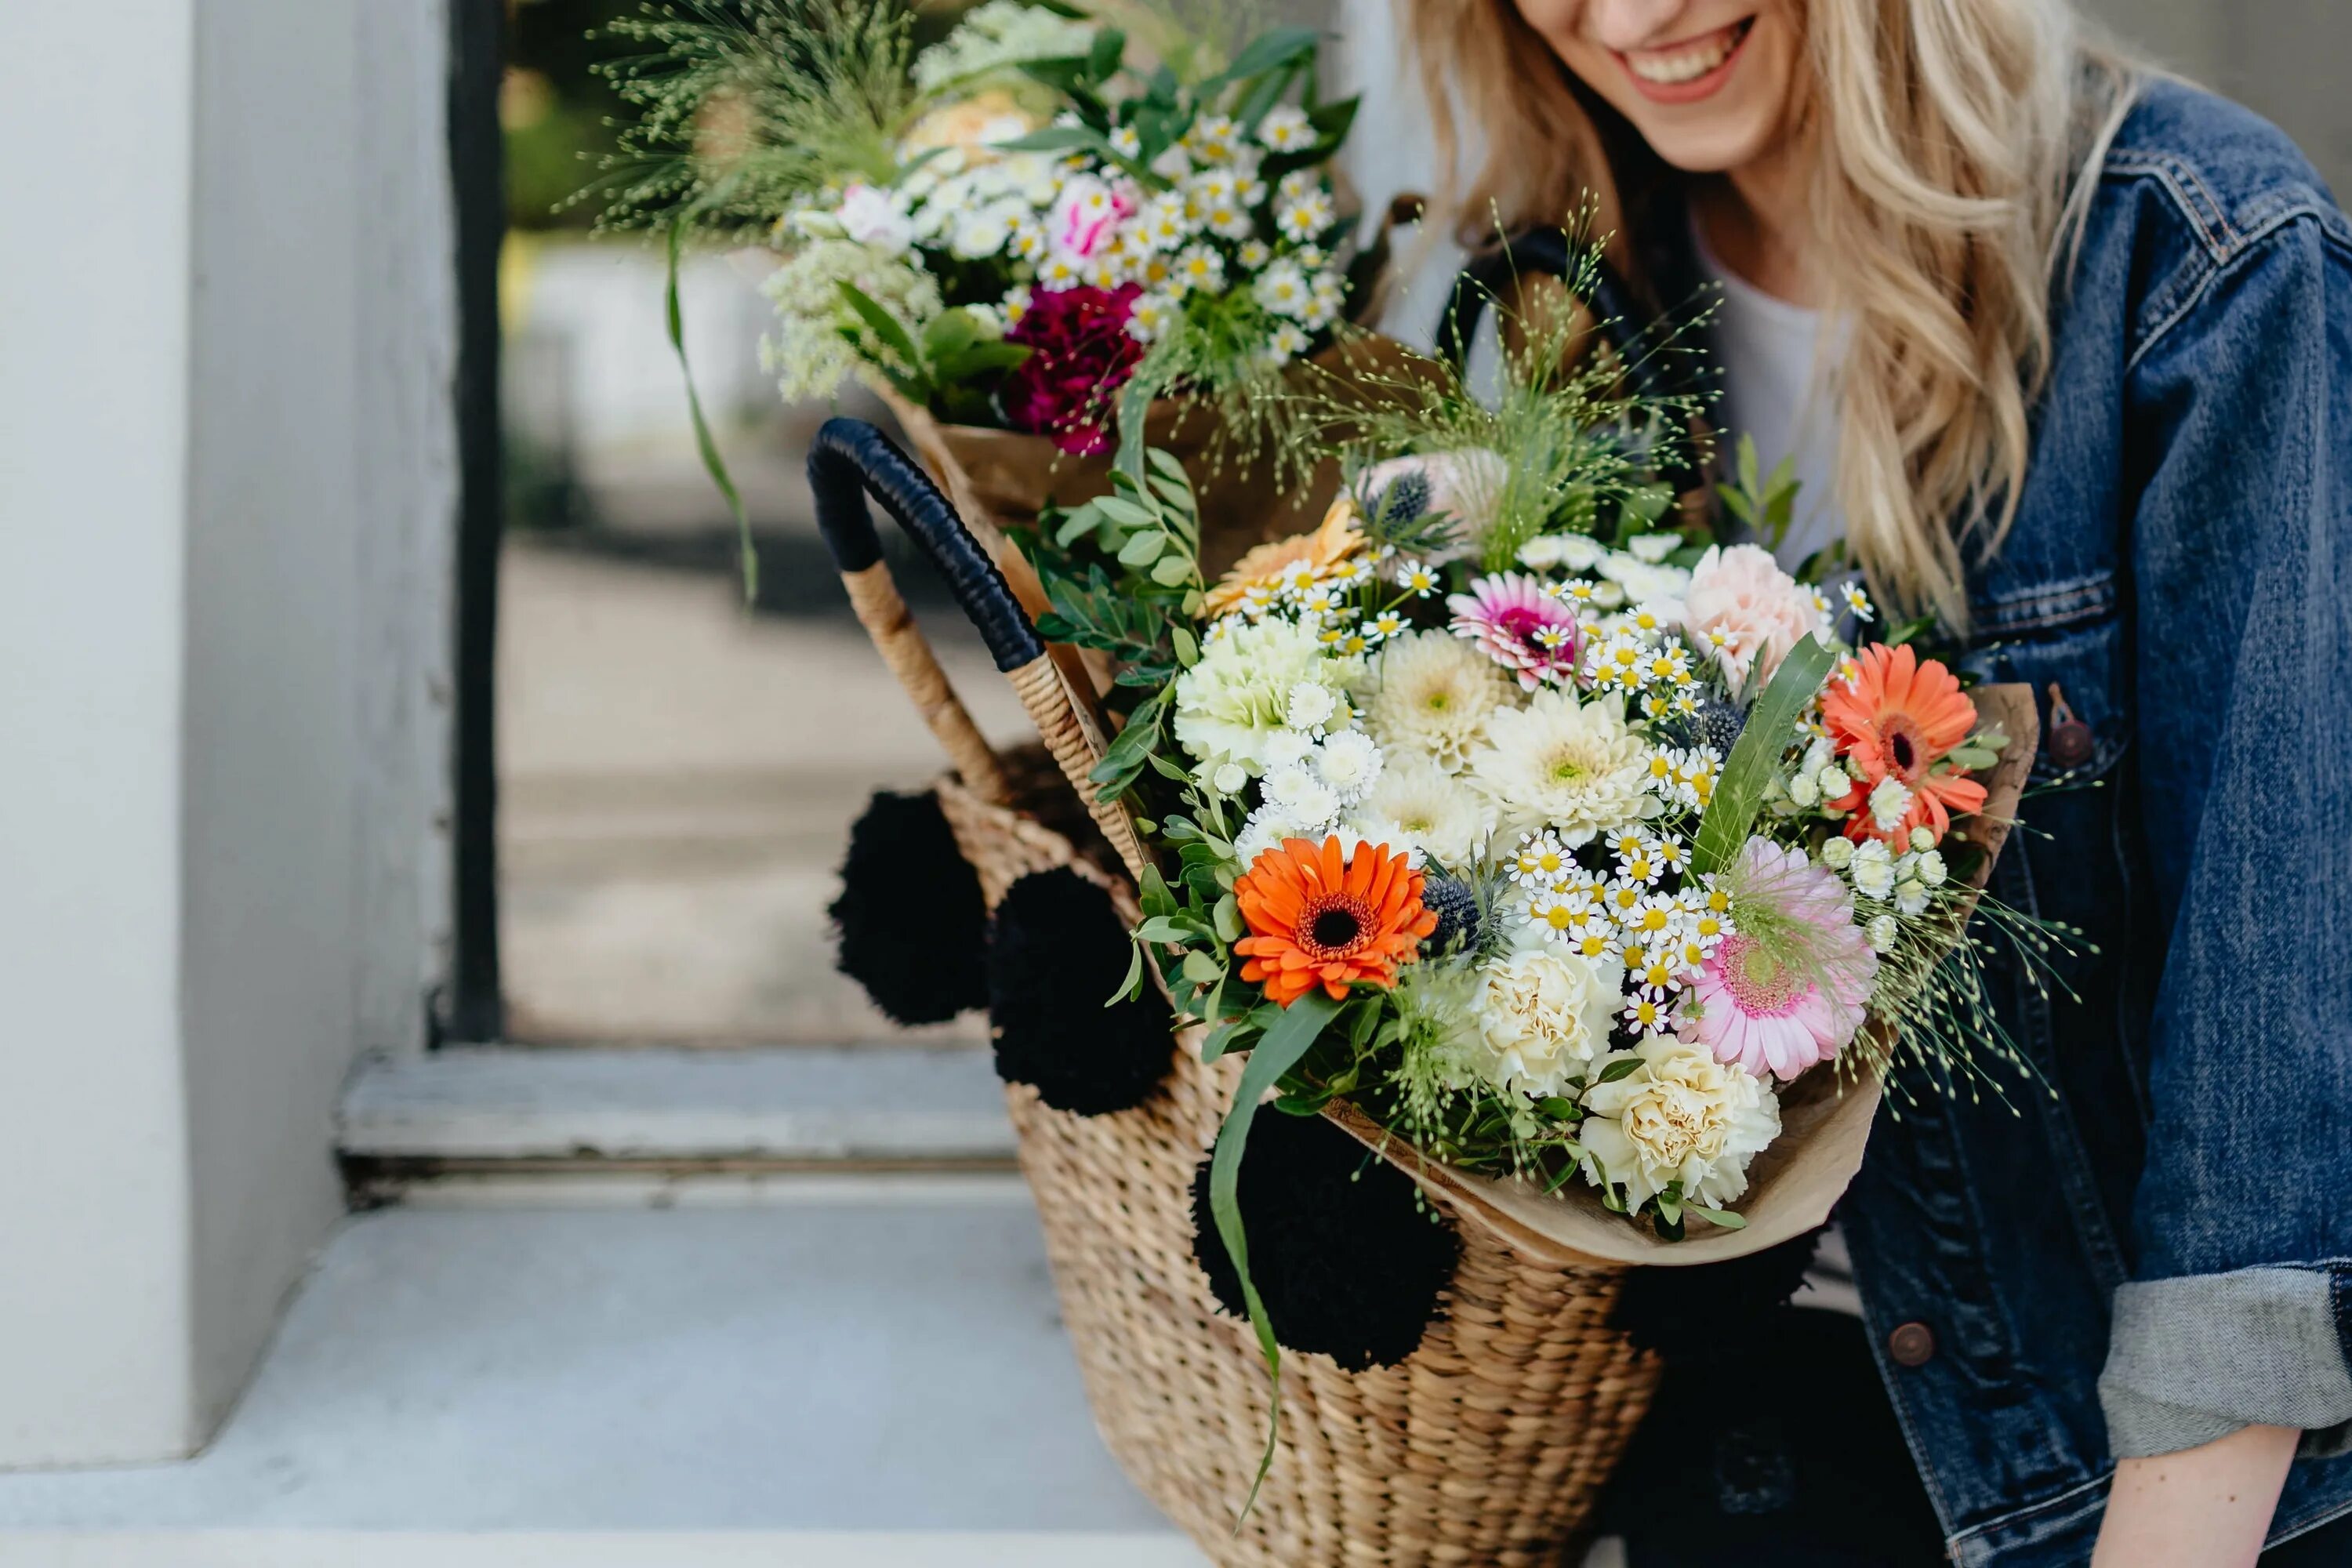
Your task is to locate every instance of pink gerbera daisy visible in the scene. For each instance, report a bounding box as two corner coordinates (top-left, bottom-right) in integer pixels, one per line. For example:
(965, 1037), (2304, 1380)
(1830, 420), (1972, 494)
(1446, 572), (1582, 691)
(1675, 837), (1877, 1081)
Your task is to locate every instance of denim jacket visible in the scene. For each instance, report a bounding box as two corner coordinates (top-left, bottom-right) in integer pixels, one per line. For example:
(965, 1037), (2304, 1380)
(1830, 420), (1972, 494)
(1813, 82), (2352, 1566)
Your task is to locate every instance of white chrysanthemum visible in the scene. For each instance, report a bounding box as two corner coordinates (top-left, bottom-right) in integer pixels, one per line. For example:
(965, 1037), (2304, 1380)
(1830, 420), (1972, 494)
(1171, 617), (1353, 775)
(1361, 630), (1512, 772)
(1577, 1035), (1782, 1210)
(1351, 754), (1493, 868)
(1313, 729), (1383, 801)
(1466, 690), (1659, 844)
(1849, 838), (1896, 899)
(1817, 835), (1855, 871)
(1472, 948), (1624, 1098)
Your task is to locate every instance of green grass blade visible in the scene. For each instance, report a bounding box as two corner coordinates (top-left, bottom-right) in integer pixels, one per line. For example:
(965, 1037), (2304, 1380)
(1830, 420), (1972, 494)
(1691, 635), (1838, 875)
(667, 216), (757, 603)
(1207, 987), (1341, 1525)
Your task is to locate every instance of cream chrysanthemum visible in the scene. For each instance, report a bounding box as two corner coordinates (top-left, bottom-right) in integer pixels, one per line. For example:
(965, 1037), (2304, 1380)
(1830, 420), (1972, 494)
(1361, 630), (1512, 772)
(1172, 618), (1355, 775)
(1472, 947), (1624, 1098)
(1350, 754), (1494, 869)
(1577, 1035), (1781, 1210)
(1466, 690), (1658, 844)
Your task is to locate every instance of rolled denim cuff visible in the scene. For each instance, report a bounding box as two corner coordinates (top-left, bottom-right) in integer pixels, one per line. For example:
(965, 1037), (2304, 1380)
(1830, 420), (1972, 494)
(2100, 1264), (2352, 1461)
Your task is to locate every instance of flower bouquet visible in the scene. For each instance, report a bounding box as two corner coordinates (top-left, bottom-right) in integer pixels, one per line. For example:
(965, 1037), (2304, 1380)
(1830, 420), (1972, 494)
(998, 274), (2052, 1542)
(597, 0), (1380, 586)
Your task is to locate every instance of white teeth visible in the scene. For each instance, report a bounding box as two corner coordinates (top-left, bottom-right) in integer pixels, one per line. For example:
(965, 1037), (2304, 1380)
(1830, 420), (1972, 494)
(1626, 26), (1740, 85)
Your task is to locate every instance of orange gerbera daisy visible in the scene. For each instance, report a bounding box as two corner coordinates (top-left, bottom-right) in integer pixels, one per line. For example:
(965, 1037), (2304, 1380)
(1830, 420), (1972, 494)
(1232, 835), (1437, 1006)
(1203, 498), (1365, 615)
(1821, 643), (1989, 844)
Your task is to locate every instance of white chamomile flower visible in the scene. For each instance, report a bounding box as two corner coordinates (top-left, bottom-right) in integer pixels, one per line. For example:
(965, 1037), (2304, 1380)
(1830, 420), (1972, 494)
(1170, 245), (1225, 296)
(1256, 103), (1316, 151)
(1621, 993), (1673, 1038)
(1627, 946), (1686, 1000)
(1367, 609), (1408, 639)
(1394, 559), (1439, 597)
(1036, 253), (1083, 289)
(1238, 238), (1272, 270)
(1619, 891), (1684, 946)
(1253, 260), (1311, 318)
(1625, 532), (1681, 564)
(1510, 830), (1576, 888)
(1267, 321), (1311, 361)
(1210, 763), (1249, 795)
(1867, 913), (1900, 953)
(1818, 835), (1856, 871)
(1275, 190), (1337, 242)
(1313, 729), (1383, 800)
(1276, 168), (1319, 204)
(1653, 835), (1689, 875)
(1867, 776), (1913, 833)
(1108, 125), (1142, 158)
(1185, 114), (1237, 161)
(1126, 291), (1178, 343)
(1842, 583), (1876, 622)
(1207, 204), (1253, 241)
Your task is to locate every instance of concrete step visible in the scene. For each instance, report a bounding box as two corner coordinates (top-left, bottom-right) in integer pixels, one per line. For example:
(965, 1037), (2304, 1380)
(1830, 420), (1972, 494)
(337, 1047), (1017, 1196)
(0, 1201), (1198, 1565)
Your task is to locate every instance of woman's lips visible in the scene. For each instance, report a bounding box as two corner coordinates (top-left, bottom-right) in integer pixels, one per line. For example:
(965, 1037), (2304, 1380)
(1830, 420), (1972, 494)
(1617, 17), (1755, 105)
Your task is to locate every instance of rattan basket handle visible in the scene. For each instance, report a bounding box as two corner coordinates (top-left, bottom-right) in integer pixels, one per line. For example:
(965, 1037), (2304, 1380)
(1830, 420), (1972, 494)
(808, 419), (1151, 880)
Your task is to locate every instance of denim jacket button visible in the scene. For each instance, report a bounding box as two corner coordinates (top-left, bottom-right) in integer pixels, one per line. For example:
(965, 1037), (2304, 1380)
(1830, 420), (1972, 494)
(2049, 721), (2094, 768)
(1888, 1321), (1937, 1367)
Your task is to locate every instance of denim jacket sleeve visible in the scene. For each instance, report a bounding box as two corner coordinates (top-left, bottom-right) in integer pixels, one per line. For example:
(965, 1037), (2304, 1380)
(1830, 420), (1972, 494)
(2097, 207), (2352, 1461)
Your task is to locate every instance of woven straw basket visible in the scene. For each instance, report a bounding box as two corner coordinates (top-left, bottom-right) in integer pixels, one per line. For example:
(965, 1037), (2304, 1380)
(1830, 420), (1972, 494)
(812, 416), (1658, 1566)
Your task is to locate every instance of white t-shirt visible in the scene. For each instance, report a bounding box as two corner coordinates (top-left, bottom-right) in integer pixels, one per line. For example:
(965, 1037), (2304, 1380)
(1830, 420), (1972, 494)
(1691, 220), (1846, 574)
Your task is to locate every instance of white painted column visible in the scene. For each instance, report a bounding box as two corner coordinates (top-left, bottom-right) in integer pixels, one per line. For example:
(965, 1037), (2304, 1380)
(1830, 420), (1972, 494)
(0, 1), (452, 1467)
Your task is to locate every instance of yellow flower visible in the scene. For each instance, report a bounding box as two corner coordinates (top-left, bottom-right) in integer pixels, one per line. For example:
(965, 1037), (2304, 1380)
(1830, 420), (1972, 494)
(1203, 498), (1366, 615)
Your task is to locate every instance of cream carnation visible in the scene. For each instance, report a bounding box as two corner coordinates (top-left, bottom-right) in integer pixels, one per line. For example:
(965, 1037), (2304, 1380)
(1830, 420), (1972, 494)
(1466, 690), (1658, 844)
(1681, 543), (1827, 688)
(1351, 754), (1494, 868)
(1472, 948), (1624, 1098)
(1172, 618), (1354, 775)
(1577, 1035), (1782, 1210)
(1362, 630), (1512, 771)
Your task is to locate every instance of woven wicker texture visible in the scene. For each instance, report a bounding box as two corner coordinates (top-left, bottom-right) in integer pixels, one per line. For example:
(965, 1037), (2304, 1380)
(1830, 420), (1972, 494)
(1008, 1036), (1657, 1568)
(937, 772), (1658, 1567)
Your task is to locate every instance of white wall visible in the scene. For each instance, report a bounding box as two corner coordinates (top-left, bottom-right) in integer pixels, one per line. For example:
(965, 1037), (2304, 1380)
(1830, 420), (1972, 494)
(0, 1), (451, 1465)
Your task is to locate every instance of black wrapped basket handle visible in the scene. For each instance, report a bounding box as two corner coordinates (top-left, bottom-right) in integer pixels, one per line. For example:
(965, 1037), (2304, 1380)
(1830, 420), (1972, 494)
(808, 418), (1150, 880)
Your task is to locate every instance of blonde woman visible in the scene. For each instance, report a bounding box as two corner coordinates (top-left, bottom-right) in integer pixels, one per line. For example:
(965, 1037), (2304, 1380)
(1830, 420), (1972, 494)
(1403, 2), (2352, 1564)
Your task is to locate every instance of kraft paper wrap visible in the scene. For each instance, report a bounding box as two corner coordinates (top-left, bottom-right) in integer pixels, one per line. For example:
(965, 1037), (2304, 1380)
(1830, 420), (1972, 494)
(1321, 681), (2041, 1269)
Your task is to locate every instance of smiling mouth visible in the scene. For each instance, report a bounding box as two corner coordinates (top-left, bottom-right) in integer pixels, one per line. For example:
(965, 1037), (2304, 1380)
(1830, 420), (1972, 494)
(1617, 16), (1755, 101)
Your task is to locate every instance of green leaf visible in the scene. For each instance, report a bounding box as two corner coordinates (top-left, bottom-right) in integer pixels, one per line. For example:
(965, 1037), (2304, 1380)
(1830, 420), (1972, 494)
(1106, 941), (1145, 1006)
(1207, 988), (1343, 1519)
(1086, 27), (1124, 81)
(1595, 1057), (1642, 1083)
(1116, 529), (1167, 566)
(1736, 432), (1762, 503)
(1202, 26), (1318, 96)
(1691, 636), (1838, 875)
(1171, 626), (1200, 667)
(1094, 495), (1157, 529)
(1688, 1205), (1748, 1230)
(1536, 1097), (1582, 1122)
(1213, 894), (1243, 944)
(1180, 949), (1224, 985)
(1148, 554), (1193, 587)
(835, 281), (928, 394)
(991, 124), (1105, 155)
(666, 216), (757, 602)
(1134, 915), (1202, 944)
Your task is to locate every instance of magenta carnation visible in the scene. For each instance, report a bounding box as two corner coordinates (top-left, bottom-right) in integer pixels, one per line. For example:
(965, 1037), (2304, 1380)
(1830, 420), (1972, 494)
(1446, 572), (1583, 690)
(1675, 837), (1876, 1082)
(1003, 283), (1145, 456)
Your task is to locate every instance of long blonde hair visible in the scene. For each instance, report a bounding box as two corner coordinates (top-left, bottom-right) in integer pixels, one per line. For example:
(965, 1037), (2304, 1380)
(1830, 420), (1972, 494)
(1410, 0), (2140, 627)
